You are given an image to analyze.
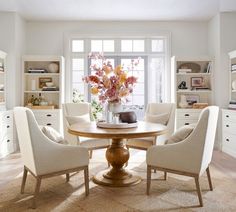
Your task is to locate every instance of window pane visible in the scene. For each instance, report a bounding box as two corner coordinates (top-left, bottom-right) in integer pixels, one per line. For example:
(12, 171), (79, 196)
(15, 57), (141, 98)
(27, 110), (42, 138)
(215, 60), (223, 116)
(133, 40), (144, 52)
(91, 40), (103, 52)
(72, 58), (84, 71)
(134, 83), (144, 95)
(72, 83), (84, 94)
(132, 71), (144, 82)
(150, 57), (165, 102)
(72, 71), (84, 83)
(72, 40), (84, 52)
(121, 40), (132, 52)
(135, 58), (144, 71)
(152, 39), (164, 52)
(103, 40), (114, 52)
(132, 95), (144, 105)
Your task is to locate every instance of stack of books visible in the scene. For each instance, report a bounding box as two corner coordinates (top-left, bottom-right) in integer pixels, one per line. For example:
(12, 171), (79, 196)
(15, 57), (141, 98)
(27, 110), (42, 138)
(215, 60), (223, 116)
(232, 64), (236, 72)
(0, 63), (4, 72)
(42, 86), (58, 91)
(28, 69), (46, 73)
(228, 100), (236, 109)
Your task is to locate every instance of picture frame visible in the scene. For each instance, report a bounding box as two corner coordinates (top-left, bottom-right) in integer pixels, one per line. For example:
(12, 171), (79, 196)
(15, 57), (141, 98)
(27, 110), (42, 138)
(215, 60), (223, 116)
(191, 77), (203, 87)
(186, 95), (200, 106)
(39, 77), (52, 88)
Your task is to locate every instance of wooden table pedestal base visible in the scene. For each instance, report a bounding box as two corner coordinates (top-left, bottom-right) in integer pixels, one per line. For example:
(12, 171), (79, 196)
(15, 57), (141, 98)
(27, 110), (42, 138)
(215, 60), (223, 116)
(92, 138), (142, 187)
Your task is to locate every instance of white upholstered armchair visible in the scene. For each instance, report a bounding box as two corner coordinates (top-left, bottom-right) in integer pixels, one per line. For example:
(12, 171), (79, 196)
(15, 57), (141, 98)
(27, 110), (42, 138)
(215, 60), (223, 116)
(62, 102), (110, 158)
(14, 107), (89, 208)
(126, 103), (176, 150)
(146, 106), (219, 207)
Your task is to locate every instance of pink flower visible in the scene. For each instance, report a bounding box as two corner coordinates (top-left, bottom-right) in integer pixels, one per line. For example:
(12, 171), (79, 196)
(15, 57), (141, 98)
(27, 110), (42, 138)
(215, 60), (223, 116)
(84, 52), (139, 103)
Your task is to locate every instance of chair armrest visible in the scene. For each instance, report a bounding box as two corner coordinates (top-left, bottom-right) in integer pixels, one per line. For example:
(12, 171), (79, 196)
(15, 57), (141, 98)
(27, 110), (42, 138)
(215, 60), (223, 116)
(35, 142), (89, 175)
(146, 138), (201, 174)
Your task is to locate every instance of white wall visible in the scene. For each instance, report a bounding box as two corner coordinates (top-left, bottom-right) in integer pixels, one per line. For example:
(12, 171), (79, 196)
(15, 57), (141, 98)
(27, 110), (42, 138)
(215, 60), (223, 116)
(25, 21), (209, 57)
(0, 12), (25, 109)
(208, 12), (236, 149)
(208, 14), (221, 149)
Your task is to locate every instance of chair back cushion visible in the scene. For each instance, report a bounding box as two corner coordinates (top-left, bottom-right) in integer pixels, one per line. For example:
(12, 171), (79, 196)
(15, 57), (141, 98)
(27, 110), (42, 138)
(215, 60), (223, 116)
(165, 124), (196, 144)
(145, 113), (169, 125)
(66, 114), (90, 125)
(62, 102), (91, 145)
(145, 103), (176, 144)
(41, 126), (66, 144)
(63, 102), (90, 116)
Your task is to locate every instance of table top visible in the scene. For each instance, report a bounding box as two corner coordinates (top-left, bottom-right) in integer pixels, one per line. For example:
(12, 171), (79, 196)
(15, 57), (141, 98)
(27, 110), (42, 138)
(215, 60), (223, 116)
(68, 121), (167, 139)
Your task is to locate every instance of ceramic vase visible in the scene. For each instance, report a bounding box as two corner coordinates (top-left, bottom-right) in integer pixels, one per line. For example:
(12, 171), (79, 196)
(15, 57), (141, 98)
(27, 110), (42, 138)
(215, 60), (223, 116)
(108, 101), (122, 113)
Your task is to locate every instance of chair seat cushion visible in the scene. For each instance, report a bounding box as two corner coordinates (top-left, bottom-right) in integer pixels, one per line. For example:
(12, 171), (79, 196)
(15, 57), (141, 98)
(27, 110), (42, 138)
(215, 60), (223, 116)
(165, 124), (196, 144)
(80, 138), (110, 149)
(66, 114), (90, 125)
(126, 137), (155, 150)
(42, 126), (67, 144)
(145, 113), (169, 125)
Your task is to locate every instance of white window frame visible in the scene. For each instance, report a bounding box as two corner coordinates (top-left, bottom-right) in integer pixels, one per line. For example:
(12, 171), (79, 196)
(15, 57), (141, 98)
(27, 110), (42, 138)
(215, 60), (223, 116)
(64, 34), (171, 104)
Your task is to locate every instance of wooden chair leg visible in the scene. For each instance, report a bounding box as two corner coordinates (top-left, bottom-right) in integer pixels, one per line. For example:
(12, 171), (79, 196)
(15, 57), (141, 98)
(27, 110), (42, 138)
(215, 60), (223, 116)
(147, 165), (152, 195)
(84, 166), (89, 196)
(154, 169), (156, 173)
(89, 150), (93, 159)
(21, 166), (28, 194)
(32, 177), (41, 209)
(66, 173), (70, 182)
(194, 176), (203, 207)
(206, 167), (213, 191)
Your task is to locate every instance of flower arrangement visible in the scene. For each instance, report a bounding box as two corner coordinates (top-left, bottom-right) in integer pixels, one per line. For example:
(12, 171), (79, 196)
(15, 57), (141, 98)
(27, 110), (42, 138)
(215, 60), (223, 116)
(83, 52), (139, 104)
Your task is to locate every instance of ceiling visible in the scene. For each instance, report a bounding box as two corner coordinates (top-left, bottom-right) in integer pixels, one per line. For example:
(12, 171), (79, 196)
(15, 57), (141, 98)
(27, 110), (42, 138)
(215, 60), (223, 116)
(0, 0), (236, 21)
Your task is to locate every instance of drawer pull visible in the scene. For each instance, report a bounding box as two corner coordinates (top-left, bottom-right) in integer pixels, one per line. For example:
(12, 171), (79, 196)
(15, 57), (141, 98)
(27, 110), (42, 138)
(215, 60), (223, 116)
(185, 123), (190, 125)
(7, 125), (10, 128)
(226, 125), (229, 127)
(226, 115), (229, 118)
(226, 138), (229, 142)
(184, 114), (190, 117)
(46, 114), (52, 117)
(7, 139), (10, 142)
(6, 116), (10, 118)
(46, 123), (52, 126)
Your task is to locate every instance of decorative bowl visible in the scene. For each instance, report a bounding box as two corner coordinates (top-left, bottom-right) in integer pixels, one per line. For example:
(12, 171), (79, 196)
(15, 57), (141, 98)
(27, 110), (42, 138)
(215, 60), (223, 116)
(48, 62), (59, 73)
(119, 111), (137, 123)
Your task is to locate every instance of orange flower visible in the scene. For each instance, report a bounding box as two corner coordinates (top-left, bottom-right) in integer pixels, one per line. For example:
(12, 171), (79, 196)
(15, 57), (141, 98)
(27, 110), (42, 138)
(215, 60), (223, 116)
(118, 88), (130, 97)
(103, 65), (112, 75)
(114, 65), (122, 75)
(103, 75), (111, 88)
(90, 87), (99, 95)
(119, 72), (127, 84)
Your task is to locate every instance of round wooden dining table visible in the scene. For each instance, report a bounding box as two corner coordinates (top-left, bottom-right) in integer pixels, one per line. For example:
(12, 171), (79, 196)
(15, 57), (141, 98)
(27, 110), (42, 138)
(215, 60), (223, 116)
(68, 121), (167, 187)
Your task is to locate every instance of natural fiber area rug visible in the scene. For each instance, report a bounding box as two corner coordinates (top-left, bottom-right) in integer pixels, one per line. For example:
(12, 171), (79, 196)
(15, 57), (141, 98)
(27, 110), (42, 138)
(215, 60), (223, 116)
(0, 150), (236, 211)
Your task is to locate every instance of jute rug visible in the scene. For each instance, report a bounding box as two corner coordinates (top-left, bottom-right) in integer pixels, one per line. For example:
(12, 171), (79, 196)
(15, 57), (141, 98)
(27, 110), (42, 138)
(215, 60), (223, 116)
(0, 150), (236, 211)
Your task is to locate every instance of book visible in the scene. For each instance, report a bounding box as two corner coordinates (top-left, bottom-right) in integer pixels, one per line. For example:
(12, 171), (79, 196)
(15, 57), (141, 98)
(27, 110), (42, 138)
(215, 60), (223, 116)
(28, 69), (46, 73)
(42, 87), (58, 91)
(228, 104), (236, 109)
(178, 69), (192, 73)
(195, 87), (210, 90)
